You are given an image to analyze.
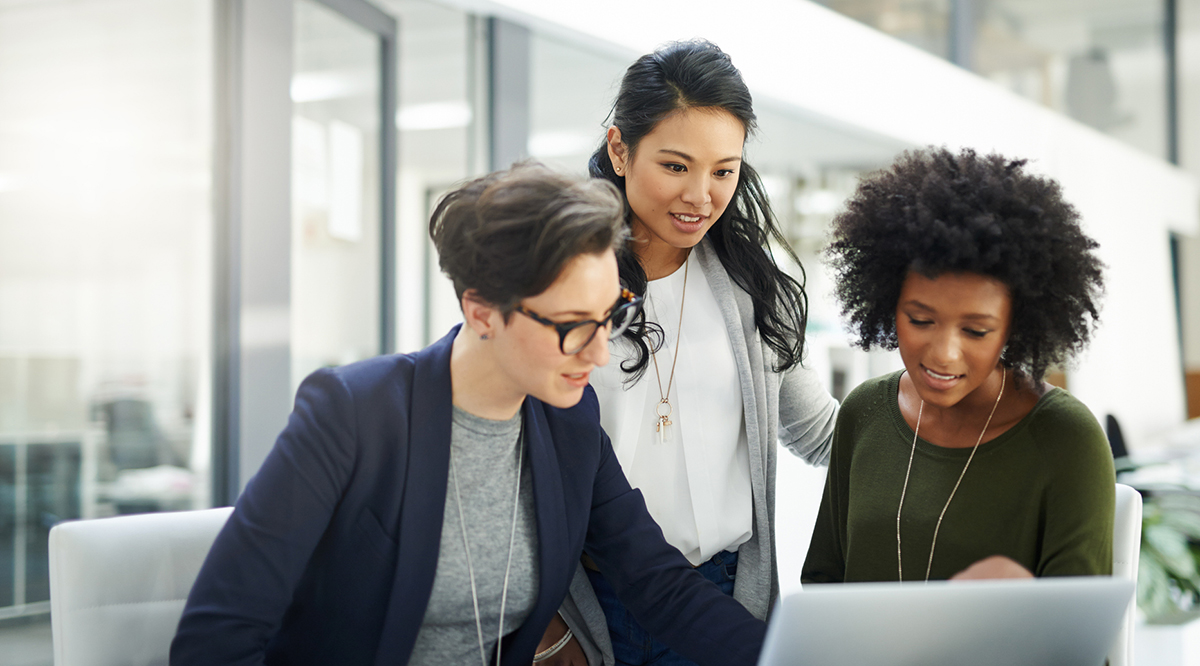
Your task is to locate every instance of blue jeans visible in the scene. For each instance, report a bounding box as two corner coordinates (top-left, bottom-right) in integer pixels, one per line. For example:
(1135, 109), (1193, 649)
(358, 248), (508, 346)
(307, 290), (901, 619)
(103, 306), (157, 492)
(586, 550), (738, 666)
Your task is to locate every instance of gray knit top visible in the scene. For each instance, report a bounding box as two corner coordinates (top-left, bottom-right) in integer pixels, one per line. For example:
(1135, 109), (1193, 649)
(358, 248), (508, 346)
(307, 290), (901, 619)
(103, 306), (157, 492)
(408, 406), (539, 665)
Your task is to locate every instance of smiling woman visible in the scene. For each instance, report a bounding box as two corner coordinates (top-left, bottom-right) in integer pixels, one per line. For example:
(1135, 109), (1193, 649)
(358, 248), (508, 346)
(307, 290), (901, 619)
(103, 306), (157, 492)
(607, 107), (745, 276)
(541, 41), (839, 666)
(802, 147), (1113, 585)
(895, 271), (1014, 418)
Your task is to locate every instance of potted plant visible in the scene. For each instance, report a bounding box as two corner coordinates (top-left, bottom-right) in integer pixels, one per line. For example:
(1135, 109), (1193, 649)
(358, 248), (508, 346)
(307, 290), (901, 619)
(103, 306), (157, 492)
(1138, 491), (1200, 622)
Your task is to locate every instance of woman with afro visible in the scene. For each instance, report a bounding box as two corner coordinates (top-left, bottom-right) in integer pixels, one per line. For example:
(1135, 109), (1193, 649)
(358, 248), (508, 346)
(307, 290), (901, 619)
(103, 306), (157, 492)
(802, 146), (1114, 583)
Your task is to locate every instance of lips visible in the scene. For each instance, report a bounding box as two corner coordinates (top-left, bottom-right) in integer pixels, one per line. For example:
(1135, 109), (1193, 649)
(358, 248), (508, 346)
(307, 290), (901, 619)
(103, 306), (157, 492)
(921, 365), (963, 390)
(562, 371), (591, 388)
(670, 212), (706, 234)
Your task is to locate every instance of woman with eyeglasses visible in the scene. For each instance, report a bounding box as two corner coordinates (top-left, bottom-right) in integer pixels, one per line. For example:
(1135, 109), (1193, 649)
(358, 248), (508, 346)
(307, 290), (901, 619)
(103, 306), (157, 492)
(171, 163), (766, 666)
(538, 41), (839, 666)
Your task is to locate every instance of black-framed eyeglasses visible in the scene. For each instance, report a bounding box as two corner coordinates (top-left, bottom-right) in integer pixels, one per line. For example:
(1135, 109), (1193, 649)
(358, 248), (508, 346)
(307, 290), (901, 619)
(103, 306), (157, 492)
(515, 288), (644, 355)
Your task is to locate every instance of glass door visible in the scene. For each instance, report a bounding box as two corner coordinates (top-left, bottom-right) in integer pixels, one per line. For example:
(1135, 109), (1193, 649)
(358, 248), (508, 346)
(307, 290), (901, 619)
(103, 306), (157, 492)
(0, 0), (214, 619)
(290, 0), (395, 388)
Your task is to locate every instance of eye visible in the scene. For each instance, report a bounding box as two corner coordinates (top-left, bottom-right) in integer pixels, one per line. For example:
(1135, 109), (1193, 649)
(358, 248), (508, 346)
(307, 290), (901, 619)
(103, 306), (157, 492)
(964, 328), (990, 338)
(906, 317), (932, 327)
(663, 163), (686, 173)
(557, 317), (592, 327)
(715, 168), (736, 178)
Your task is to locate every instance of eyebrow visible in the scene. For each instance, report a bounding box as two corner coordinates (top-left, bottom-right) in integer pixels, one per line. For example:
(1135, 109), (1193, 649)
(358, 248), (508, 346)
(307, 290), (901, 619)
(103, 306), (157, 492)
(901, 300), (1000, 322)
(543, 291), (624, 318)
(656, 148), (742, 165)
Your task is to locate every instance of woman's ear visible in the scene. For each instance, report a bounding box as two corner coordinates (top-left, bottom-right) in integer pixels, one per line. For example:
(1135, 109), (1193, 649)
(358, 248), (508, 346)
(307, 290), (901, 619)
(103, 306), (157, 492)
(461, 290), (498, 340)
(606, 126), (627, 175)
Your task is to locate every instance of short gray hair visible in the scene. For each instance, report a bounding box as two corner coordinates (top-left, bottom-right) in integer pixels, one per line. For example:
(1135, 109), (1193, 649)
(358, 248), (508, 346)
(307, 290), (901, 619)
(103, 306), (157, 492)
(429, 161), (627, 316)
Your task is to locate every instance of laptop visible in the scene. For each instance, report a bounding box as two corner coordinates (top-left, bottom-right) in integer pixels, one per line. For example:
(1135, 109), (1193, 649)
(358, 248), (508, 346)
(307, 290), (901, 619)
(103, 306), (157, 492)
(758, 577), (1134, 666)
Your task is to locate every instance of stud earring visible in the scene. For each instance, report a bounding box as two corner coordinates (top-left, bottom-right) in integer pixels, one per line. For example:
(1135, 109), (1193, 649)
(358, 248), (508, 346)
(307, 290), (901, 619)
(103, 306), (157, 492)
(480, 333), (489, 341)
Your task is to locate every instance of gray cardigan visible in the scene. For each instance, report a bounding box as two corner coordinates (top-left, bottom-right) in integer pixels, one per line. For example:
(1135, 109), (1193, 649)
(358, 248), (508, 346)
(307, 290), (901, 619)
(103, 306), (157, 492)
(561, 238), (838, 665)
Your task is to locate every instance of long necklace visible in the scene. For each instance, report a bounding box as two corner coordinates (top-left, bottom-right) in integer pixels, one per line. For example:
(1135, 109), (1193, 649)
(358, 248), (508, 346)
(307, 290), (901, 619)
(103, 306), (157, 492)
(650, 255), (689, 444)
(896, 370), (1005, 582)
(451, 420), (524, 666)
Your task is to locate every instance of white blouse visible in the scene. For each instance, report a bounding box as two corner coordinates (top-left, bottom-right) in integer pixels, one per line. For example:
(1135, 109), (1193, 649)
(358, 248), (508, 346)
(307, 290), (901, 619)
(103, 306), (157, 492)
(591, 251), (753, 565)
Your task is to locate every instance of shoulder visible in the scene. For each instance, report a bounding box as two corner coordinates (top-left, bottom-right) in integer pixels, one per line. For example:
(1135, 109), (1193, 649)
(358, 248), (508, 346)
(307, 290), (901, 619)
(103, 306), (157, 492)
(317, 325), (455, 403)
(1022, 389), (1115, 484)
(286, 353), (427, 444)
(829, 372), (900, 460)
(1021, 390), (1115, 519)
(840, 371), (900, 419)
(1024, 389), (1109, 456)
(310, 353), (419, 402)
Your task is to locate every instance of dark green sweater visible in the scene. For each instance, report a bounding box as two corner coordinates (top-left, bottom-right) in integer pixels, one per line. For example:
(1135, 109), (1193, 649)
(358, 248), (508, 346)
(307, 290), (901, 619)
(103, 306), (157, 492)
(802, 371), (1115, 583)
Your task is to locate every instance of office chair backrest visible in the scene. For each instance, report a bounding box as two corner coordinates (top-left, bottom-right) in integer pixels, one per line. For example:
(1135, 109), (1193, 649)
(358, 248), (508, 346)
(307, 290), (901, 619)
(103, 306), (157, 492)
(1109, 483), (1142, 666)
(48, 507), (233, 666)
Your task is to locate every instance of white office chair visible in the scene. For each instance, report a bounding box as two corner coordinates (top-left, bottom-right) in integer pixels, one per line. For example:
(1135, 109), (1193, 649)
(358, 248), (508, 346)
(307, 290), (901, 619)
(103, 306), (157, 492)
(48, 507), (233, 666)
(1109, 483), (1142, 666)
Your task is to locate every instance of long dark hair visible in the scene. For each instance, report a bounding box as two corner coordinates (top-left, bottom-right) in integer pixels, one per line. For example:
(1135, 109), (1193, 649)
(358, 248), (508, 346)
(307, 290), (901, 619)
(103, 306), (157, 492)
(589, 39), (808, 377)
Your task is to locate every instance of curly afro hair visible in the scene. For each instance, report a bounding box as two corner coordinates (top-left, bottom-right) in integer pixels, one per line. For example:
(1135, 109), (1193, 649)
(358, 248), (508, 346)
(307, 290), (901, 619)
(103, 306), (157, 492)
(825, 146), (1104, 383)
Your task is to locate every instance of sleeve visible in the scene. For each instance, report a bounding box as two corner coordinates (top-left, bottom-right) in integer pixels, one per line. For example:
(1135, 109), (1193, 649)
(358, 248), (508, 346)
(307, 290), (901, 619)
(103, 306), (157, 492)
(1034, 397), (1116, 577)
(171, 368), (360, 665)
(800, 412), (850, 584)
(777, 361), (839, 466)
(583, 429), (766, 666)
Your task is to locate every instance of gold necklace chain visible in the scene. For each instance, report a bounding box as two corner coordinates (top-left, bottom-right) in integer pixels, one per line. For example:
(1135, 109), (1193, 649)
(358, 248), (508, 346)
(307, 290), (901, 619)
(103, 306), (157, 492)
(650, 255), (688, 444)
(897, 370), (1005, 582)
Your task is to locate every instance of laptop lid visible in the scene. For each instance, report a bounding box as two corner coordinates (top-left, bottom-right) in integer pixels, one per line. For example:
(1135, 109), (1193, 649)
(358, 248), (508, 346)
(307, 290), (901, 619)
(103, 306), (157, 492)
(758, 577), (1134, 666)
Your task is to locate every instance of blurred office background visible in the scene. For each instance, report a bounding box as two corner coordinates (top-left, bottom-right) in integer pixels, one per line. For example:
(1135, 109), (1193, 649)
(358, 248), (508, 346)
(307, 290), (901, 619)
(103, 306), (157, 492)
(1, 0), (1199, 663)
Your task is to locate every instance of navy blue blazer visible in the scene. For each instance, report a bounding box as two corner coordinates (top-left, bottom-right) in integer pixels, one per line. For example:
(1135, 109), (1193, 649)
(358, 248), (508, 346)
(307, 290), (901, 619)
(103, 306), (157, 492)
(171, 327), (765, 666)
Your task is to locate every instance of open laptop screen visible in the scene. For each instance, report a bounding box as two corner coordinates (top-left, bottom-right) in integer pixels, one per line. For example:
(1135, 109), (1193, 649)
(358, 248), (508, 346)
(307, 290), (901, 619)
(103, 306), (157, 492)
(759, 577), (1133, 666)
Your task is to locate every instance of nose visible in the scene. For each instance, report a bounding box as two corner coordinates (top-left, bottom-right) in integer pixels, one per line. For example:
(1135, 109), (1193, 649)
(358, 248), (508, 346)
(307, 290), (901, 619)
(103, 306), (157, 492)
(680, 172), (711, 209)
(930, 328), (962, 367)
(579, 325), (611, 367)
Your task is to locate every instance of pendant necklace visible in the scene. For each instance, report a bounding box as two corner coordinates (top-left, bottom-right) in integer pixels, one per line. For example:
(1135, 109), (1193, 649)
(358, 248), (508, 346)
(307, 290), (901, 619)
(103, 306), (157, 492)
(650, 254), (688, 444)
(896, 370), (1005, 582)
(451, 419), (524, 666)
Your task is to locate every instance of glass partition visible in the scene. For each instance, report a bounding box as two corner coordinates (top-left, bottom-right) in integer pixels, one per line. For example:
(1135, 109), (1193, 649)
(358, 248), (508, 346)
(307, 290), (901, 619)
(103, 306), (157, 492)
(528, 33), (626, 175)
(976, 0), (1169, 160)
(819, 0), (1174, 161)
(377, 0), (480, 350)
(0, 0), (213, 622)
(291, 0), (383, 389)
